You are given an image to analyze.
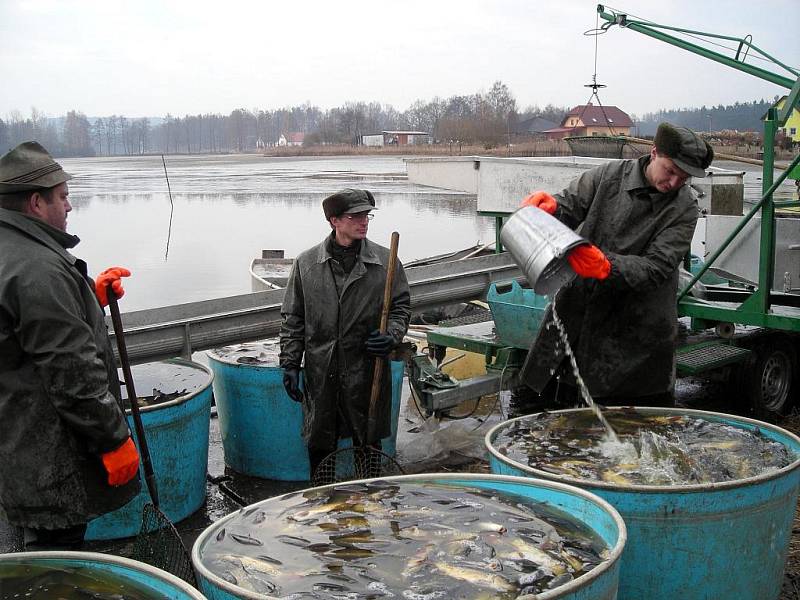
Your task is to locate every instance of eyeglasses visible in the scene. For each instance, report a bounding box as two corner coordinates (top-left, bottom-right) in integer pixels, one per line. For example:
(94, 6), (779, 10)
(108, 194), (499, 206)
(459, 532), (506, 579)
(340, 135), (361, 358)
(344, 213), (374, 221)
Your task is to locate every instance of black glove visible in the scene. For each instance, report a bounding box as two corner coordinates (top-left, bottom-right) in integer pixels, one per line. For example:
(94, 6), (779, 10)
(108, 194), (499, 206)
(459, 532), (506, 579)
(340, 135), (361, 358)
(282, 368), (303, 403)
(365, 330), (396, 357)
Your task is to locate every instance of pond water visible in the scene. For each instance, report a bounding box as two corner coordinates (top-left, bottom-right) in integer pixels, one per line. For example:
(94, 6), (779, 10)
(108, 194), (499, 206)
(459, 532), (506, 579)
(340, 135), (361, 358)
(59, 154), (491, 311)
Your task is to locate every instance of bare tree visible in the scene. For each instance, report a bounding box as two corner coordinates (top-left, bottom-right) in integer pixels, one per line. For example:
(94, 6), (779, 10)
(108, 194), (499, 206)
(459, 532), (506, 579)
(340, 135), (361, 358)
(0, 118), (7, 151)
(62, 110), (93, 156)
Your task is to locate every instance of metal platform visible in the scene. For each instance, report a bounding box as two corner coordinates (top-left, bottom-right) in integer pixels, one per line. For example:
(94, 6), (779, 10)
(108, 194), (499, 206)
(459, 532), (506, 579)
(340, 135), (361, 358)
(414, 320), (523, 413)
(426, 320), (504, 356)
(676, 342), (752, 376)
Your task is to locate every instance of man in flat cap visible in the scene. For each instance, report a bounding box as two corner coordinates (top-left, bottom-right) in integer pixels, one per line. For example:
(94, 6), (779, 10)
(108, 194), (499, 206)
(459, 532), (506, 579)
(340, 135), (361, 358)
(518, 123), (712, 407)
(0, 141), (140, 550)
(279, 188), (411, 477)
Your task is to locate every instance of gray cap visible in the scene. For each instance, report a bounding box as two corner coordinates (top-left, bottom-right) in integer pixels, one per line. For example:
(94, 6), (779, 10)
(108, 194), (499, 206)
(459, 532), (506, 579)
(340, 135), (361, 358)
(322, 188), (378, 220)
(0, 141), (73, 194)
(653, 123), (714, 178)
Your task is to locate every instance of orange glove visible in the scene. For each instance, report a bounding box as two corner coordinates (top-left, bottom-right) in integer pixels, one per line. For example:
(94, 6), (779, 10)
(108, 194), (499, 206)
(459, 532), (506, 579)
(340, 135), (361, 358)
(568, 244), (611, 280)
(101, 437), (140, 487)
(520, 191), (557, 214)
(95, 267), (131, 307)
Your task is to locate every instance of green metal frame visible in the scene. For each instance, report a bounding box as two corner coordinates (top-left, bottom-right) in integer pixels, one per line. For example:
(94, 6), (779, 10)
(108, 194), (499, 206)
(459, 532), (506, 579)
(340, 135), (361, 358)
(476, 211), (508, 253)
(425, 323), (526, 371)
(597, 5), (800, 334)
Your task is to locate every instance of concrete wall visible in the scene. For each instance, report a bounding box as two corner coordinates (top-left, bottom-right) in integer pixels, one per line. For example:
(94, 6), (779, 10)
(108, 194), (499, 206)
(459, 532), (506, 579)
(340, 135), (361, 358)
(406, 155), (743, 215)
(405, 156), (614, 209)
(404, 157), (479, 193)
(474, 157), (608, 213)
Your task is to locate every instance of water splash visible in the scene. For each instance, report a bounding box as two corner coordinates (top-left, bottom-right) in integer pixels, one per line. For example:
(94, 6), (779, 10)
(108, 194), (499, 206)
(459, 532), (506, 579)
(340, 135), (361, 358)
(549, 304), (619, 443)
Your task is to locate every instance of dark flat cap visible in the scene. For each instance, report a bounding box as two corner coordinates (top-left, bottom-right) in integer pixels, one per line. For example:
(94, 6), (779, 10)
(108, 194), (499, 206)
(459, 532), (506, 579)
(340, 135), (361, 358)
(323, 188), (378, 220)
(0, 141), (72, 194)
(654, 123), (714, 178)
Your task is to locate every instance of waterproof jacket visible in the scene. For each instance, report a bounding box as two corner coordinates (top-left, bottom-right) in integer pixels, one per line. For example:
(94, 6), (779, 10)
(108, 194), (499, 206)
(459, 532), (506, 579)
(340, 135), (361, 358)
(521, 156), (699, 398)
(0, 209), (139, 529)
(279, 235), (411, 449)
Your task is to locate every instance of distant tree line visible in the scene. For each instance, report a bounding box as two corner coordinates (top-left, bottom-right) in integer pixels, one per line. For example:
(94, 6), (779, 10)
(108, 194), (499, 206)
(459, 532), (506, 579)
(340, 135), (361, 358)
(0, 83), (780, 158)
(634, 98), (778, 136)
(1, 81), (565, 157)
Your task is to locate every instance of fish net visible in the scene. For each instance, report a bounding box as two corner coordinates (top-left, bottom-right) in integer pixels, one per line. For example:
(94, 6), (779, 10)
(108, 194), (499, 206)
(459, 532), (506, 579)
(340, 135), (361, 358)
(312, 446), (405, 486)
(133, 502), (197, 587)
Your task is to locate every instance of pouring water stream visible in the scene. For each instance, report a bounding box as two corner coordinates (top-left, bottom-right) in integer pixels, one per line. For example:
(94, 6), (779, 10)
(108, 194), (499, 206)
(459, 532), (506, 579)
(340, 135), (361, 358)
(549, 301), (620, 444)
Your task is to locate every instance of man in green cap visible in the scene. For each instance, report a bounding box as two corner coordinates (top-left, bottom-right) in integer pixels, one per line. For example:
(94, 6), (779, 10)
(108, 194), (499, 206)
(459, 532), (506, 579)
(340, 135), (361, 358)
(279, 188), (411, 477)
(0, 141), (140, 550)
(517, 123), (713, 407)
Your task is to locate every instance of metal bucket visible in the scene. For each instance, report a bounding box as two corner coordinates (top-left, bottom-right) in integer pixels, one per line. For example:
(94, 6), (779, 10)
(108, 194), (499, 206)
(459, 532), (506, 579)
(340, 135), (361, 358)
(86, 359), (213, 540)
(191, 473), (627, 600)
(207, 341), (404, 481)
(0, 551), (206, 599)
(500, 205), (585, 295)
(486, 407), (800, 600)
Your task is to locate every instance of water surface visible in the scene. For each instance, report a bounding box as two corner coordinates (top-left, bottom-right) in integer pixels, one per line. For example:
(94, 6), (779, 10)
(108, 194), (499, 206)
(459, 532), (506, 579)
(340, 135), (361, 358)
(59, 155), (490, 311)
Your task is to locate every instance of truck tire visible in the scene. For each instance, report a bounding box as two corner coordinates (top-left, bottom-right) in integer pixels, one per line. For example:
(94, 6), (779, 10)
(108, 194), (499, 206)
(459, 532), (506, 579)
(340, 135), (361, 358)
(747, 338), (797, 420)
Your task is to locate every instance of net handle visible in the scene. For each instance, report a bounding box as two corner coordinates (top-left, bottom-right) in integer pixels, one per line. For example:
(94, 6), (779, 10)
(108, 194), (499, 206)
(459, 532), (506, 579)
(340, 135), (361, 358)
(367, 231), (400, 442)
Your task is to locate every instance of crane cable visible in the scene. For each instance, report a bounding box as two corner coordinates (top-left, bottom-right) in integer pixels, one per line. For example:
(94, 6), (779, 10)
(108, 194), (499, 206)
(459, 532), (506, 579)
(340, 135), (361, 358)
(576, 12), (620, 136)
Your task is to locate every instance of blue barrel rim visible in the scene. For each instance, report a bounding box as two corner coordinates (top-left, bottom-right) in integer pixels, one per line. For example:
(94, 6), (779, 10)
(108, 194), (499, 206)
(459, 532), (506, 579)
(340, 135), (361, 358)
(126, 358), (214, 415)
(191, 472), (627, 600)
(0, 550), (205, 599)
(485, 406), (800, 492)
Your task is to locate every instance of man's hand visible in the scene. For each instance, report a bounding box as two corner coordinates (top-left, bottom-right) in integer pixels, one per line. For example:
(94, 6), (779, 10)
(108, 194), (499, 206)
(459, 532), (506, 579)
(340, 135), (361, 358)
(101, 437), (139, 487)
(282, 368), (303, 403)
(520, 191), (557, 214)
(568, 244), (611, 280)
(95, 267), (131, 307)
(366, 330), (396, 357)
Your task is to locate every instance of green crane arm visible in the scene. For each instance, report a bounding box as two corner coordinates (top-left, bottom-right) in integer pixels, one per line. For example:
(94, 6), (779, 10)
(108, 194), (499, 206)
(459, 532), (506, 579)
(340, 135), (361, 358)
(596, 5), (797, 90)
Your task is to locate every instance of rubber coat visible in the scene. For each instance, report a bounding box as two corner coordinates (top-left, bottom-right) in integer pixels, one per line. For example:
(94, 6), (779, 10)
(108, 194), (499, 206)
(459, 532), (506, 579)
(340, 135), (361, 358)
(0, 209), (139, 529)
(279, 235), (411, 449)
(521, 156), (699, 398)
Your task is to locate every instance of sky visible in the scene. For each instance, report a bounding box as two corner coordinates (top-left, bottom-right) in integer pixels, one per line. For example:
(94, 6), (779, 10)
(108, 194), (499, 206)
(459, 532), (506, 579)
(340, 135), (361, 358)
(1, 0), (797, 120)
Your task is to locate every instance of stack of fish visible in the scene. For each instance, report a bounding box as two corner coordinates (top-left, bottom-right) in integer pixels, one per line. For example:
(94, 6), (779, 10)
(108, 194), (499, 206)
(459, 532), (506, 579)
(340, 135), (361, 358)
(199, 479), (610, 598)
(493, 408), (794, 485)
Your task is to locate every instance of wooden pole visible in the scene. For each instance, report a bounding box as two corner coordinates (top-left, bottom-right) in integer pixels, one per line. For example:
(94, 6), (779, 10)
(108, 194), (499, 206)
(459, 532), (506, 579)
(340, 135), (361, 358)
(366, 231), (399, 443)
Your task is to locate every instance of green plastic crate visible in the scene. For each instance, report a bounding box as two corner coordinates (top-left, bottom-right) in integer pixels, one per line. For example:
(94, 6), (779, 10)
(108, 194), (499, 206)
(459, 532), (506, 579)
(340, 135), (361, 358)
(486, 280), (550, 349)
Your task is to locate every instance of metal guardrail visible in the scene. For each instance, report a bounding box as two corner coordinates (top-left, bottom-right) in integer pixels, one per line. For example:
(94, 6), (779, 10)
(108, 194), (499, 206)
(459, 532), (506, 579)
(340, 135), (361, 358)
(109, 253), (525, 364)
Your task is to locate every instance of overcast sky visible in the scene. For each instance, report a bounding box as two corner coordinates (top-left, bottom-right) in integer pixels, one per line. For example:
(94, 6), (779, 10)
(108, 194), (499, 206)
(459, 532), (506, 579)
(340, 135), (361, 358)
(1, 0), (797, 119)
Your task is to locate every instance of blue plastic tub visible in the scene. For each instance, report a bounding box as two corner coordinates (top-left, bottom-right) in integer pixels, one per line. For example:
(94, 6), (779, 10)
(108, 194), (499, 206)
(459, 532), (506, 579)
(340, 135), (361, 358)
(487, 279), (550, 349)
(191, 473), (626, 600)
(486, 407), (800, 600)
(207, 341), (404, 481)
(86, 359), (213, 540)
(0, 551), (206, 599)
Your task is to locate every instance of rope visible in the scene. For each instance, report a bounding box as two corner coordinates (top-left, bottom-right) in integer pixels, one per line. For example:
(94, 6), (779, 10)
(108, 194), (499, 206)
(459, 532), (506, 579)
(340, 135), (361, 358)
(573, 11), (619, 137)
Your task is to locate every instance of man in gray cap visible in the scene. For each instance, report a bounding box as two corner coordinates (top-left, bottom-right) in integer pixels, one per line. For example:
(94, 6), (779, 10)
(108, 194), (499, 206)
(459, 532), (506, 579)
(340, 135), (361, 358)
(0, 141), (140, 550)
(517, 123), (713, 408)
(279, 188), (411, 477)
